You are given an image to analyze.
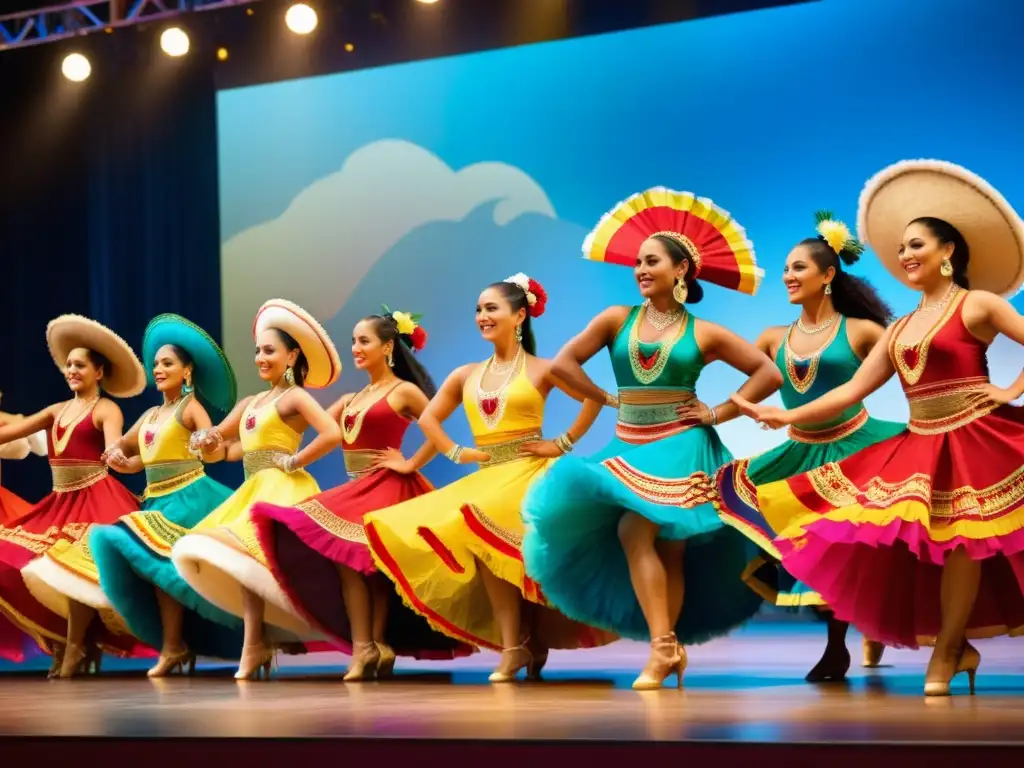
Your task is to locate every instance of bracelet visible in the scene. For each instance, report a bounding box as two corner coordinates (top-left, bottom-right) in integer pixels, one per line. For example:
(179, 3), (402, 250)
(708, 406), (719, 426)
(604, 391), (619, 408)
(553, 433), (575, 454)
(444, 444), (463, 464)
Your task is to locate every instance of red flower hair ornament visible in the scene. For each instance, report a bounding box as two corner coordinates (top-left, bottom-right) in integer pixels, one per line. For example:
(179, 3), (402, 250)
(503, 272), (548, 318)
(381, 305), (428, 352)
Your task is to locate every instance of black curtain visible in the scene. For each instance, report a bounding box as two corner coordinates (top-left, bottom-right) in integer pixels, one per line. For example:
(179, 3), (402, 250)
(1, 40), (242, 501)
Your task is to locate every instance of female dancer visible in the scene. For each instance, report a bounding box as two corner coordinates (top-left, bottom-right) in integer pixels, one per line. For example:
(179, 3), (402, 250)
(733, 160), (1024, 696)
(0, 314), (146, 674)
(247, 309), (471, 680)
(366, 274), (616, 682)
(24, 314), (237, 677)
(521, 187), (782, 689)
(714, 212), (904, 682)
(168, 298), (343, 679)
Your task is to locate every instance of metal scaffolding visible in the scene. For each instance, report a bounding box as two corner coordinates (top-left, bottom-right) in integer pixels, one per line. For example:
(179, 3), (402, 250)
(0, 0), (260, 51)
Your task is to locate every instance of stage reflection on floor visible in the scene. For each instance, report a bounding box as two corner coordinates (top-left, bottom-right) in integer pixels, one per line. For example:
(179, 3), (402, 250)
(1, 624), (1022, 743)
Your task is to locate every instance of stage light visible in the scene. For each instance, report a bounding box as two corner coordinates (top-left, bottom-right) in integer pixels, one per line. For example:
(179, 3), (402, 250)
(217, 47), (230, 61)
(415, 0), (440, 4)
(61, 52), (91, 82)
(285, 4), (317, 34)
(160, 27), (190, 57)
(344, 42), (354, 52)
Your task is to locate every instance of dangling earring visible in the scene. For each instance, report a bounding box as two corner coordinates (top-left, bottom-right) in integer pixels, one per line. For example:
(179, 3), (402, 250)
(673, 279), (688, 304)
(182, 371), (194, 395)
(284, 366), (295, 386)
(515, 325), (523, 344)
(386, 347), (395, 368)
(940, 258), (953, 278)
(824, 283), (832, 295)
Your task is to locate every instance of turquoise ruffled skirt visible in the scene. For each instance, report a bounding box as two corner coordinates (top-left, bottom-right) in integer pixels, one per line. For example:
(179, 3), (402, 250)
(522, 426), (763, 643)
(90, 475), (242, 659)
(715, 415), (906, 608)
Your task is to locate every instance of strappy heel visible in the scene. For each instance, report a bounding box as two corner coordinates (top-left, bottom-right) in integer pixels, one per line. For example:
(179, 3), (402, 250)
(148, 647), (196, 678)
(924, 642), (979, 697)
(488, 642), (532, 683)
(632, 632), (686, 690)
(235, 643), (274, 681)
(343, 641), (381, 681)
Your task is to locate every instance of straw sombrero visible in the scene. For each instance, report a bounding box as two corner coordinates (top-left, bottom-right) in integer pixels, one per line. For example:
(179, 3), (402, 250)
(253, 299), (341, 389)
(46, 315), (146, 398)
(143, 314), (238, 417)
(857, 159), (1024, 297)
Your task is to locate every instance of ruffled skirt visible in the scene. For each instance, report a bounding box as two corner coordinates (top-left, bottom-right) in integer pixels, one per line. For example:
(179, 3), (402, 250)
(522, 426), (763, 643)
(251, 467), (473, 658)
(769, 405), (1024, 648)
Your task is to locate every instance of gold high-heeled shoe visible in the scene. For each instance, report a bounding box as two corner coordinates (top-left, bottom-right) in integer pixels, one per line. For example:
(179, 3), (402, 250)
(862, 638), (885, 668)
(488, 643), (532, 683)
(374, 642), (396, 678)
(235, 643), (274, 681)
(632, 632), (686, 690)
(924, 642), (979, 697)
(148, 647), (197, 678)
(58, 642), (101, 679)
(343, 641), (381, 681)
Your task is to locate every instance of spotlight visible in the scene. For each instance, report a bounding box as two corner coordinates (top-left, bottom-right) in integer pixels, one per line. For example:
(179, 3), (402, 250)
(160, 27), (190, 57)
(416, 0), (440, 4)
(61, 52), (91, 82)
(344, 42), (354, 52)
(285, 3), (317, 34)
(217, 47), (229, 61)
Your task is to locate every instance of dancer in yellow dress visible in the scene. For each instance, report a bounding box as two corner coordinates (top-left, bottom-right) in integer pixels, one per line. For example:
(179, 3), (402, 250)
(171, 299), (342, 679)
(366, 275), (616, 683)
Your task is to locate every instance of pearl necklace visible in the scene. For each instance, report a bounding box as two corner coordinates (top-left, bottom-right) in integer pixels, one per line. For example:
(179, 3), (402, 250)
(488, 346), (522, 375)
(643, 300), (683, 332)
(796, 314), (838, 335)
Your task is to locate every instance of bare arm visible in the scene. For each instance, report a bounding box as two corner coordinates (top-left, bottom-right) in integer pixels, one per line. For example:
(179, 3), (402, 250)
(964, 291), (1024, 402)
(550, 306), (630, 405)
(281, 389), (342, 471)
(182, 399), (225, 464)
(519, 365), (604, 458)
(418, 365), (488, 464)
(117, 409), (152, 458)
(95, 399), (126, 453)
(846, 318), (888, 361)
(684, 320), (783, 426)
(326, 393), (354, 424)
(0, 405), (55, 445)
(733, 325), (897, 428)
(194, 396), (251, 455)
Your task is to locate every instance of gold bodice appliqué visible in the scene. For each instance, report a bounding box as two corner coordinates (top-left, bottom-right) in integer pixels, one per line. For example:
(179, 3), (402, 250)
(139, 398), (194, 465)
(240, 390), (303, 454)
(462, 363), (545, 444)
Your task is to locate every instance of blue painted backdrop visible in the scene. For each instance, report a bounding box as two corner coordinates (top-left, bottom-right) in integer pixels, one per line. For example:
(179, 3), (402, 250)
(216, 0), (1024, 492)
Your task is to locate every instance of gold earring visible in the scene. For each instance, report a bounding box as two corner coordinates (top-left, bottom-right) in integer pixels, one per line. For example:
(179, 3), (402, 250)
(284, 367), (295, 385)
(673, 279), (688, 304)
(386, 347), (394, 368)
(940, 258), (953, 278)
(516, 325), (523, 343)
(824, 283), (832, 295)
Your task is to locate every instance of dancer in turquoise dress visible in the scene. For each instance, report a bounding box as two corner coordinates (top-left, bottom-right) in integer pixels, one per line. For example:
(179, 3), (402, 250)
(715, 213), (905, 682)
(88, 314), (240, 672)
(522, 187), (783, 689)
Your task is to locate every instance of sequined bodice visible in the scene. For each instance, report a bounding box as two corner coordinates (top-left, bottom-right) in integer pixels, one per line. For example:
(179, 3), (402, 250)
(240, 391), (303, 453)
(889, 290), (988, 392)
(610, 305), (705, 392)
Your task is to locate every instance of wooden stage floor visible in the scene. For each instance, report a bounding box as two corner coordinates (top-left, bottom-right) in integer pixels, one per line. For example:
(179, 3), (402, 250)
(2, 623), (1023, 746)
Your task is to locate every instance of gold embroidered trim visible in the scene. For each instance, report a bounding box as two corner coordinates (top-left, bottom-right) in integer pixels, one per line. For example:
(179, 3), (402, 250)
(463, 503), (522, 549)
(343, 449), (376, 479)
(806, 462), (1024, 520)
(0, 522), (90, 554)
(601, 457), (716, 508)
(628, 305), (689, 385)
(296, 498), (368, 543)
(476, 431), (543, 467)
(783, 318), (843, 395)
(50, 462), (108, 493)
(121, 512), (190, 555)
(906, 376), (998, 435)
(143, 461), (205, 499)
(787, 408), (868, 444)
(242, 449), (291, 478)
(889, 289), (964, 386)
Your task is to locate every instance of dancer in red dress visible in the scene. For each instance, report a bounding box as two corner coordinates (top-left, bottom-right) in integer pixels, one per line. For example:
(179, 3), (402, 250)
(733, 160), (1024, 696)
(250, 310), (470, 679)
(0, 315), (148, 674)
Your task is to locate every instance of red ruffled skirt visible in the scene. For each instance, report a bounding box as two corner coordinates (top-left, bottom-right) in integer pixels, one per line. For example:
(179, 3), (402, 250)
(769, 404), (1024, 648)
(0, 486), (32, 527)
(0, 473), (149, 656)
(251, 468), (473, 659)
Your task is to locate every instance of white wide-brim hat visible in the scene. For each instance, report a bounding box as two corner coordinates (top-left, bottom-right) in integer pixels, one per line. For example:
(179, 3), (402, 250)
(857, 159), (1024, 297)
(46, 315), (147, 398)
(252, 299), (341, 389)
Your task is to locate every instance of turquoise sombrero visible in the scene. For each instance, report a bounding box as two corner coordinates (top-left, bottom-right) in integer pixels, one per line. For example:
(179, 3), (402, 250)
(142, 314), (237, 416)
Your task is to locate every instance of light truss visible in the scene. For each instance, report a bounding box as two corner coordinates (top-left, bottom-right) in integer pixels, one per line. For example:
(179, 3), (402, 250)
(0, 0), (260, 51)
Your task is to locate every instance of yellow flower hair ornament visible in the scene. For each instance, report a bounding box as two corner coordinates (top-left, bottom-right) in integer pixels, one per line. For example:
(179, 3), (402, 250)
(381, 305), (428, 352)
(815, 210), (865, 266)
